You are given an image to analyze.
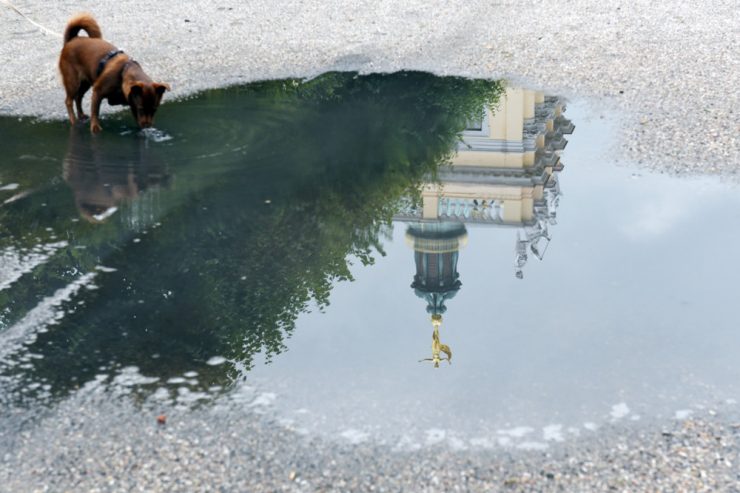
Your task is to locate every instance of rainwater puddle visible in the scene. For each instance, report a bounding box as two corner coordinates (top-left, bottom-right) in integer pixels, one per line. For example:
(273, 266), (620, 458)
(1, 72), (738, 452)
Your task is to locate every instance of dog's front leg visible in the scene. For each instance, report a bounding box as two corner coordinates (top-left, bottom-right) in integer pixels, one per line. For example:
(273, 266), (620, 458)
(90, 90), (103, 134)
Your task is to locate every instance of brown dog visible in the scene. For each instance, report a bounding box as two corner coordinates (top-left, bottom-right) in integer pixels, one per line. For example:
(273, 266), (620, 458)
(58, 14), (169, 133)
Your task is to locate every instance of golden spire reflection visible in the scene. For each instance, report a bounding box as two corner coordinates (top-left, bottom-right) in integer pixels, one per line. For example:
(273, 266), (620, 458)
(419, 314), (452, 368)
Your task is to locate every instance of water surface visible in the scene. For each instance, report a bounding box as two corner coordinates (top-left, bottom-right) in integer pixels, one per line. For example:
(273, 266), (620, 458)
(1, 72), (738, 451)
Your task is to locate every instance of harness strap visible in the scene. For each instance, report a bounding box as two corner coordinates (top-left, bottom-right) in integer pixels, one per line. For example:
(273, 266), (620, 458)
(96, 49), (125, 77)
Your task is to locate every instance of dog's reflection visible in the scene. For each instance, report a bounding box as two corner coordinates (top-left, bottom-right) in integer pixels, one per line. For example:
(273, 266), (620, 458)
(63, 129), (172, 223)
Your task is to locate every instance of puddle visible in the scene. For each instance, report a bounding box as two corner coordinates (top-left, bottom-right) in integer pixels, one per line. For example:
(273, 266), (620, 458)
(1, 72), (739, 450)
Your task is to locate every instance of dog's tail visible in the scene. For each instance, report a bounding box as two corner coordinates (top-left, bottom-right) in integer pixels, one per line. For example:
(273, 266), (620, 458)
(63, 13), (102, 44)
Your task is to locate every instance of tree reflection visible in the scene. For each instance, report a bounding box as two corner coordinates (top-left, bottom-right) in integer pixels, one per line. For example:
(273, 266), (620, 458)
(0, 72), (503, 398)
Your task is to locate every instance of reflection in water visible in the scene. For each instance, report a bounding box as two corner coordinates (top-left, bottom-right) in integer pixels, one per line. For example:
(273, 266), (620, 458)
(406, 222), (467, 367)
(398, 88), (574, 364)
(0, 72), (505, 401)
(63, 129), (171, 225)
(5, 77), (740, 450)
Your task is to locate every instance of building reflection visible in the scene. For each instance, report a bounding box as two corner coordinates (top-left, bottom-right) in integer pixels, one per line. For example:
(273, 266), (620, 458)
(63, 129), (171, 227)
(406, 222), (467, 367)
(396, 88), (574, 365)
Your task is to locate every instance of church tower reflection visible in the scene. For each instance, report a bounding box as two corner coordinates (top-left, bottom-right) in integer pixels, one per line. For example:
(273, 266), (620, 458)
(396, 87), (574, 366)
(405, 222), (467, 367)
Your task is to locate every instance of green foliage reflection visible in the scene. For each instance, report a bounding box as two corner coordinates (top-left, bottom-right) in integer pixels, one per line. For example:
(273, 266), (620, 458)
(0, 72), (503, 396)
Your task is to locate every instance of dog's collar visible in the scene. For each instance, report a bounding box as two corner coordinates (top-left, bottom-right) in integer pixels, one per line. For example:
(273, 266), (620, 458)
(96, 49), (125, 77)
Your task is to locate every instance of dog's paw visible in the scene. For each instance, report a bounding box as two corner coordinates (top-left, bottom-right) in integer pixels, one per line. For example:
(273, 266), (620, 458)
(90, 122), (103, 134)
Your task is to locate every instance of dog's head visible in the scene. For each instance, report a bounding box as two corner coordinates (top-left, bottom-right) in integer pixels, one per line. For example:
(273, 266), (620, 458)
(127, 82), (170, 128)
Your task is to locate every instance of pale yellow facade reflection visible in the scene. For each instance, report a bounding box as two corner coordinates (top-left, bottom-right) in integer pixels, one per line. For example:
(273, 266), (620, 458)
(417, 87), (571, 226)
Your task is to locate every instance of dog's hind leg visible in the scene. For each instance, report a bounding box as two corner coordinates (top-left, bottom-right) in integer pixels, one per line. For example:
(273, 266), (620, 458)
(60, 63), (80, 125)
(64, 96), (76, 125)
(75, 81), (91, 120)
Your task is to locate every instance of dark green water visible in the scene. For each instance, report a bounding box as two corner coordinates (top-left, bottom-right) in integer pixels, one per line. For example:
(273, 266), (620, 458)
(0, 72), (503, 401)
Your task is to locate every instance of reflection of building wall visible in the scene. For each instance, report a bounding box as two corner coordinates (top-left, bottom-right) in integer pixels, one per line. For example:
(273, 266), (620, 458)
(395, 86), (573, 278)
(453, 87), (571, 170)
(396, 87), (572, 229)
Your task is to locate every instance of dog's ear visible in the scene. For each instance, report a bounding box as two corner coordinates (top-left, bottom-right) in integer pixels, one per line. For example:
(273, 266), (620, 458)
(153, 83), (170, 95)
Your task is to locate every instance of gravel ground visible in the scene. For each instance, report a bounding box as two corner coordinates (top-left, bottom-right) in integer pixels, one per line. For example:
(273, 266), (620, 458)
(0, 0), (738, 175)
(1, 393), (740, 492)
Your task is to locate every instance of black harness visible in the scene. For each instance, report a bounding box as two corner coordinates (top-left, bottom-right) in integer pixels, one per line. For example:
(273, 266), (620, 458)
(96, 49), (125, 77)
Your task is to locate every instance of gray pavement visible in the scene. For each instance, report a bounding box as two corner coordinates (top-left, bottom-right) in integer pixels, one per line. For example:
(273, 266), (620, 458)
(0, 0), (738, 175)
(1, 392), (739, 492)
